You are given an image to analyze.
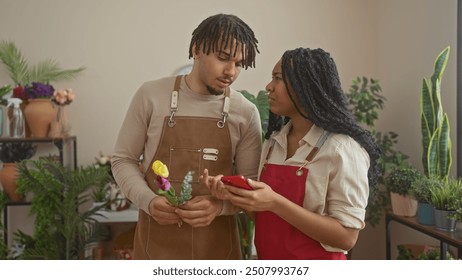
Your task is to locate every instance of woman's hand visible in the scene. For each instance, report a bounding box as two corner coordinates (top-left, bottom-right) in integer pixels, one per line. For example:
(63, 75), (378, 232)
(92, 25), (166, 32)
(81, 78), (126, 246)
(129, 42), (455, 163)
(226, 179), (281, 213)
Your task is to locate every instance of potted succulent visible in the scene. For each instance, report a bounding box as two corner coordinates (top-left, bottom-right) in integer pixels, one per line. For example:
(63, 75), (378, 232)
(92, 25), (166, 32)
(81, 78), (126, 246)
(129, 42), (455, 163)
(0, 142), (37, 201)
(385, 166), (421, 217)
(14, 158), (112, 259)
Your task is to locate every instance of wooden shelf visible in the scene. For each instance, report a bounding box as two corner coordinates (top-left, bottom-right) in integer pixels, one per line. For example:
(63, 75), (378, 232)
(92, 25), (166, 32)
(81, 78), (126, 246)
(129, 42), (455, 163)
(386, 212), (462, 259)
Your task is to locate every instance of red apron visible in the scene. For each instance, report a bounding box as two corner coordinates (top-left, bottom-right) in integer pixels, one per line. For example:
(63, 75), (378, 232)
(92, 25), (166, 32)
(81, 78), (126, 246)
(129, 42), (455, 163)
(255, 133), (346, 260)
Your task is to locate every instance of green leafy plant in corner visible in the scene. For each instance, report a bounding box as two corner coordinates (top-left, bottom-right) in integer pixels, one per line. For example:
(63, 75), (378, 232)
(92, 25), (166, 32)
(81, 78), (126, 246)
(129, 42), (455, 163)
(15, 159), (113, 259)
(346, 77), (409, 226)
(0, 40), (85, 86)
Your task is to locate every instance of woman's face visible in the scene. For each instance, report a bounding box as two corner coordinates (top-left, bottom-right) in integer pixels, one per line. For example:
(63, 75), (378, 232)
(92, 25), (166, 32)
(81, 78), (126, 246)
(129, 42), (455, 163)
(265, 59), (299, 118)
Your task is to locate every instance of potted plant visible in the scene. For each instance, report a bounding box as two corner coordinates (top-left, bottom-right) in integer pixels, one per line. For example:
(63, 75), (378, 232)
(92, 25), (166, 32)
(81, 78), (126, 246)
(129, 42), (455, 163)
(410, 176), (444, 225)
(428, 177), (461, 232)
(385, 166), (421, 217)
(346, 77), (409, 226)
(14, 158), (112, 259)
(0, 40), (85, 86)
(420, 46), (451, 182)
(0, 40), (85, 138)
(0, 142), (37, 201)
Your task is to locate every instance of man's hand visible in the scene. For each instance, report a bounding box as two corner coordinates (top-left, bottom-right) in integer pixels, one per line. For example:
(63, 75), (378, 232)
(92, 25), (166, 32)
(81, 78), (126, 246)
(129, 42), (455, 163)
(175, 195), (223, 227)
(149, 196), (182, 225)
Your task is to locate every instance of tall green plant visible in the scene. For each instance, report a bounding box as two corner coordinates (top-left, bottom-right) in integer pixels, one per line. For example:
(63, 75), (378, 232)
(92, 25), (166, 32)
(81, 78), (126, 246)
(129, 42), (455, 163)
(0, 40), (85, 85)
(15, 159), (112, 259)
(421, 46), (451, 182)
(347, 77), (409, 226)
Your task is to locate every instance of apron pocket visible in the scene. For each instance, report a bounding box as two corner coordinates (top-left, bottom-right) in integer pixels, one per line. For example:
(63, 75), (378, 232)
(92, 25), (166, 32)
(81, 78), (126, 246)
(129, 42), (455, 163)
(169, 147), (202, 183)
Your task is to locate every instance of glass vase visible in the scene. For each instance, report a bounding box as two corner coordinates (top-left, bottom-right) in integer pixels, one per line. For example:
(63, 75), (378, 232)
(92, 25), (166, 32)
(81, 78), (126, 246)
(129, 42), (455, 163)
(49, 105), (71, 138)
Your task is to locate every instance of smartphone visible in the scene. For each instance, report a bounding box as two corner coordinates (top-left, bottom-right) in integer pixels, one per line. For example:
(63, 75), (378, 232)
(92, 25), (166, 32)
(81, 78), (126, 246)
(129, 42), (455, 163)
(220, 175), (253, 190)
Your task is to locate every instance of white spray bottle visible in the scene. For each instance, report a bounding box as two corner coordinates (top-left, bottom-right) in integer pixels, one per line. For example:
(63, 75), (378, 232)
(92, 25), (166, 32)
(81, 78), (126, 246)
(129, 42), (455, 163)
(7, 97), (25, 138)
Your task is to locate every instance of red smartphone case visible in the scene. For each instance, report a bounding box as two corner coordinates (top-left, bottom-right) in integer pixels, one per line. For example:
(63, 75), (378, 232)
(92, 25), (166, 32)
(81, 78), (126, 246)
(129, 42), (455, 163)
(220, 175), (253, 190)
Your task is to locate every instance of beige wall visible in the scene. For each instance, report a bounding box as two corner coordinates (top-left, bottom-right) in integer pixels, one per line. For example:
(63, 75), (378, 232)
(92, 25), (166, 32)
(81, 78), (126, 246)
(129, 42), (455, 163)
(0, 0), (458, 259)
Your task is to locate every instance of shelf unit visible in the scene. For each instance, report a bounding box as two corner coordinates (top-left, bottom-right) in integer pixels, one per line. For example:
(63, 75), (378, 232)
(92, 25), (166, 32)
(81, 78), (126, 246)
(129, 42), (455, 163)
(0, 136), (77, 246)
(386, 212), (462, 259)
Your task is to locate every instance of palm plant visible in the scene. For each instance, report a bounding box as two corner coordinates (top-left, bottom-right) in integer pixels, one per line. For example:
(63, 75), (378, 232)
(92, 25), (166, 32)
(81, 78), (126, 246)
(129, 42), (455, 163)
(0, 40), (85, 86)
(15, 159), (112, 259)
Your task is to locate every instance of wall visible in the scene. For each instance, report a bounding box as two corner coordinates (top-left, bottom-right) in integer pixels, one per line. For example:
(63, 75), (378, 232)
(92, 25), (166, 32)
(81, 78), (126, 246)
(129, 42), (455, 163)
(0, 0), (458, 259)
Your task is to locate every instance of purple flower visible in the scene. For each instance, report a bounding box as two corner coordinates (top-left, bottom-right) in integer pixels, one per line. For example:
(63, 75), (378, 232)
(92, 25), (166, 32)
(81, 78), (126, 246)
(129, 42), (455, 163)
(156, 175), (171, 191)
(24, 82), (55, 99)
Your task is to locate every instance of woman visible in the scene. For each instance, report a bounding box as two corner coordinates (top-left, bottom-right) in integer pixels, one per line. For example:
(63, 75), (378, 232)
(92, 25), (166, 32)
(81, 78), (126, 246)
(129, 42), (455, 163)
(201, 48), (381, 260)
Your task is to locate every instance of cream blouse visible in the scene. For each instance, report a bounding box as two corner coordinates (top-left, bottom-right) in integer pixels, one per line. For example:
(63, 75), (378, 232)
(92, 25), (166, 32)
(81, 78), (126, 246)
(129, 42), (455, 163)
(258, 122), (370, 252)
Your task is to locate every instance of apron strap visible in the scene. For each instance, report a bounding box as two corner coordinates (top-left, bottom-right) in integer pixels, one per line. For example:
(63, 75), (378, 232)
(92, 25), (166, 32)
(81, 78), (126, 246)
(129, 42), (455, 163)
(168, 75), (230, 128)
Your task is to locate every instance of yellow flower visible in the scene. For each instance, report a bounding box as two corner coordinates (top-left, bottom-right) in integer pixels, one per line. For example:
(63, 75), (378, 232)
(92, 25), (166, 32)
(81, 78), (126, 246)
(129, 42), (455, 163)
(152, 160), (169, 178)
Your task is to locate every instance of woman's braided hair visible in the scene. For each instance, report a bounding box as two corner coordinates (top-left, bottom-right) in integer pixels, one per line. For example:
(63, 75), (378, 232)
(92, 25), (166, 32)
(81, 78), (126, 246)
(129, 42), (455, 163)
(265, 47), (381, 188)
(189, 14), (259, 69)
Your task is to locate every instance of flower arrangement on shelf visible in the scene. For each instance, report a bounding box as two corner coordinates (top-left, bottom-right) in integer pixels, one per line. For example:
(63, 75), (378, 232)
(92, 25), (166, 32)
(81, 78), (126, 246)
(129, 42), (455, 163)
(49, 88), (76, 137)
(152, 160), (193, 206)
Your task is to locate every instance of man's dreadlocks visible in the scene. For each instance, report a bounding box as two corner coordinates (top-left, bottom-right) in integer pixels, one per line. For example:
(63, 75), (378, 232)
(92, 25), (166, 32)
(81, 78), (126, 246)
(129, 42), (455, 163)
(265, 48), (381, 189)
(189, 14), (259, 69)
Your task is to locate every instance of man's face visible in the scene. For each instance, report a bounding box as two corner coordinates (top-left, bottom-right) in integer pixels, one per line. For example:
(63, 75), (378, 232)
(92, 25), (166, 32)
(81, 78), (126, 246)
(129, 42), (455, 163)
(194, 40), (243, 95)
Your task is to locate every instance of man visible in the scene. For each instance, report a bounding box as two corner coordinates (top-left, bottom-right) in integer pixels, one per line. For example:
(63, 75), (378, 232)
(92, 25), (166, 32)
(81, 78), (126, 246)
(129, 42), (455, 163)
(111, 13), (262, 259)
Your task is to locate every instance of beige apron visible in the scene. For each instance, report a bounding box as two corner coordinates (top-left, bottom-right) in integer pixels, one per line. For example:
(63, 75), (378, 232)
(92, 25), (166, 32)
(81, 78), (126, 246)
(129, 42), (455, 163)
(133, 76), (241, 259)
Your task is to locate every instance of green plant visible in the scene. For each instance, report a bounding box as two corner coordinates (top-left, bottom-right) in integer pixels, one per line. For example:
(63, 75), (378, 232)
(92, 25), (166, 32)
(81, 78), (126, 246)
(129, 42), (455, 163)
(14, 159), (112, 259)
(236, 89), (268, 259)
(0, 190), (9, 259)
(239, 90), (269, 134)
(346, 77), (409, 226)
(421, 46), (451, 182)
(0, 84), (12, 105)
(386, 166), (422, 195)
(0, 142), (37, 163)
(429, 177), (461, 211)
(0, 40), (85, 86)
(410, 176), (444, 204)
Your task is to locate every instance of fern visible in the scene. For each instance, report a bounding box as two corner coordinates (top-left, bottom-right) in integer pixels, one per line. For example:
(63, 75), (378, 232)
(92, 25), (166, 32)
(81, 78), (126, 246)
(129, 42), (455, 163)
(15, 159), (112, 259)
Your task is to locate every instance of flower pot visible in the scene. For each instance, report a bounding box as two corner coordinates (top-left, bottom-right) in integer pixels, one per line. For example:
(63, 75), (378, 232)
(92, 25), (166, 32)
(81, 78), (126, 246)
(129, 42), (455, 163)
(390, 192), (418, 217)
(417, 202), (435, 225)
(0, 162), (23, 201)
(434, 208), (457, 232)
(24, 99), (56, 138)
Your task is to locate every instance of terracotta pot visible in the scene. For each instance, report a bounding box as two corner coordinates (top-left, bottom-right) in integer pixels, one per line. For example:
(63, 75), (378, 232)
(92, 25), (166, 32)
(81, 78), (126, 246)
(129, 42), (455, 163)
(24, 99), (56, 138)
(0, 162), (23, 201)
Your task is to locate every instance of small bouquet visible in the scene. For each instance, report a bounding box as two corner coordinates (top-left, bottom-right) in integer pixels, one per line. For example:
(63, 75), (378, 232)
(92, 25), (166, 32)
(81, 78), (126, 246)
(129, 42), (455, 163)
(152, 160), (193, 206)
(51, 88), (75, 105)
